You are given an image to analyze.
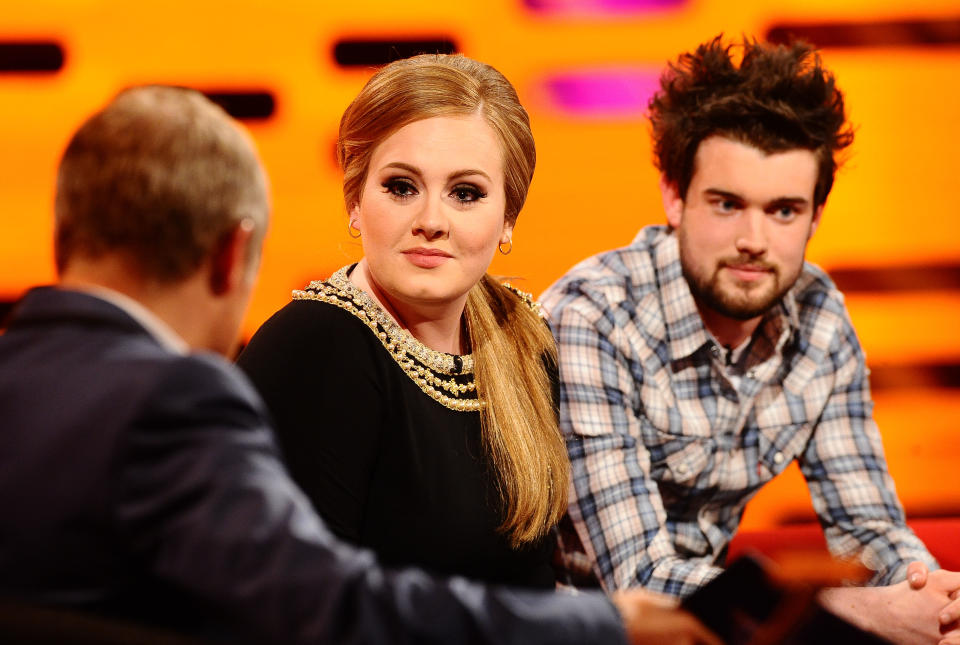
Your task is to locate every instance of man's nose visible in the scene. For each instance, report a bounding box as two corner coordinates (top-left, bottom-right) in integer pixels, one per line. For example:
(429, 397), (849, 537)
(734, 209), (767, 257)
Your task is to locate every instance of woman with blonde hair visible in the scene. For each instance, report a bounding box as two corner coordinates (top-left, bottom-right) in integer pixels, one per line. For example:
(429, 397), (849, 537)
(238, 53), (568, 587)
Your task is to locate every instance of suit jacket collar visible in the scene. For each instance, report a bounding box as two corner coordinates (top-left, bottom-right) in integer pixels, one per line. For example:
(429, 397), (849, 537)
(8, 286), (174, 351)
(70, 285), (189, 354)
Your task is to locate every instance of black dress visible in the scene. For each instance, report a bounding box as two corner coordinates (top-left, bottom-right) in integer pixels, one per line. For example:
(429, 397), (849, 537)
(237, 266), (555, 588)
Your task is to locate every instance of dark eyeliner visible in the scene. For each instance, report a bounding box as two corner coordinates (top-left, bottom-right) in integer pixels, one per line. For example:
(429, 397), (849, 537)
(382, 177), (417, 197)
(452, 183), (486, 201)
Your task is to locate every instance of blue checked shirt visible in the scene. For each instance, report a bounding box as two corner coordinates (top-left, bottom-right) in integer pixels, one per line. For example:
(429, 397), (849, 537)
(540, 225), (936, 597)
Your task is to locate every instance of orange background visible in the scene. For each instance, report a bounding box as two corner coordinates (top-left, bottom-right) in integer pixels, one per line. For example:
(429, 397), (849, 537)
(2, 0), (958, 529)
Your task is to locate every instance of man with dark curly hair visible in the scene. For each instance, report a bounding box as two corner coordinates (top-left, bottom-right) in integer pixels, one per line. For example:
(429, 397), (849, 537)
(542, 35), (960, 643)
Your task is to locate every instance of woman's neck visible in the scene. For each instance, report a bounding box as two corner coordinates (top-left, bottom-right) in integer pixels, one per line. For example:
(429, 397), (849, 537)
(349, 260), (468, 355)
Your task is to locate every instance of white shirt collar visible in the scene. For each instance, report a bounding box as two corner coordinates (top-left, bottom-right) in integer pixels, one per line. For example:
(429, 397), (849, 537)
(70, 284), (190, 355)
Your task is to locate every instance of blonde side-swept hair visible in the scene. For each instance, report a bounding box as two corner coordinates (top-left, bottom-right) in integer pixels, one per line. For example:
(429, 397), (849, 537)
(338, 54), (568, 546)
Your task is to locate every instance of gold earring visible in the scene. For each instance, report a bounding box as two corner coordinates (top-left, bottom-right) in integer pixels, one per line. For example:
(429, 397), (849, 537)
(498, 239), (512, 255)
(347, 219), (361, 239)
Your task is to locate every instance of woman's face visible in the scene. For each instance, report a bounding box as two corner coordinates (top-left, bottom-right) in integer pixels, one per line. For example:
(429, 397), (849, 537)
(351, 113), (511, 313)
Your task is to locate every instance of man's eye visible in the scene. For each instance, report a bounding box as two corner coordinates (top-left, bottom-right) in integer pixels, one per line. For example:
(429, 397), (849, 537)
(382, 179), (417, 198)
(451, 184), (486, 203)
(773, 206), (797, 219)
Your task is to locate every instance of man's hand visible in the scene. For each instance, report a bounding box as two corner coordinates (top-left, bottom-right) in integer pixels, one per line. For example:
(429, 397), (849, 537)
(908, 561), (932, 589)
(612, 589), (723, 645)
(820, 576), (960, 645)
(905, 562), (960, 641)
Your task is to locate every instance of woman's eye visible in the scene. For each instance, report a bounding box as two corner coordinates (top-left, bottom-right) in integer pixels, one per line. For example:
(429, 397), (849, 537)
(382, 179), (417, 199)
(453, 187), (476, 202)
(451, 184), (486, 203)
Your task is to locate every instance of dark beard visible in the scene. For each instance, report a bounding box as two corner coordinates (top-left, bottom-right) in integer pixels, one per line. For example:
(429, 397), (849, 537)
(680, 256), (789, 321)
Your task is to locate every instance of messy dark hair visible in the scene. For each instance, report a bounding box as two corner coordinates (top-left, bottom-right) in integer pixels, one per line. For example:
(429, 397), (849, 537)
(649, 35), (854, 208)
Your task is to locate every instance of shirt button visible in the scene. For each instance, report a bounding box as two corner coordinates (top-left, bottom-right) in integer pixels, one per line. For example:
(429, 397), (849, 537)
(709, 345), (720, 358)
(675, 463), (688, 475)
(773, 452), (785, 465)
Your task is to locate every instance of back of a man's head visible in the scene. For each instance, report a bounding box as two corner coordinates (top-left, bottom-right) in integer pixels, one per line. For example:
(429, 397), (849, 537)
(649, 35), (854, 208)
(54, 85), (269, 282)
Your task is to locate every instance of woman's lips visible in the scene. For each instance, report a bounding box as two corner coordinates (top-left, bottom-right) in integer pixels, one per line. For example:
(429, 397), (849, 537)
(403, 248), (452, 268)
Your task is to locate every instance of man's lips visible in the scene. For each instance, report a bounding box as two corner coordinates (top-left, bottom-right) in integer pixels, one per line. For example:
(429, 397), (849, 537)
(403, 248), (452, 268)
(721, 262), (774, 281)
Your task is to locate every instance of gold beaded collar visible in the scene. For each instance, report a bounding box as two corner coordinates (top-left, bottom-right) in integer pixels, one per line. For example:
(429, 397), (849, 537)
(291, 266), (482, 412)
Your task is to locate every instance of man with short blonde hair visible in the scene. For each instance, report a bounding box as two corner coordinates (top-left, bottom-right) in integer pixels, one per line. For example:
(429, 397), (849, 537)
(0, 85), (718, 645)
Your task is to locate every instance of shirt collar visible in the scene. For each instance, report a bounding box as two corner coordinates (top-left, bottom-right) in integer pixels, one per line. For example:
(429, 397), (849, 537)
(648, 227), (801, 362)
(69, 284), (190, 355)
(649, 230), (713, 360)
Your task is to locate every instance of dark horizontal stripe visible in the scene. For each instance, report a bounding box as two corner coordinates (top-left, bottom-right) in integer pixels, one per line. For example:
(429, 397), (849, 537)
(203, 91), (275, 120)
(0, 299), (16, 331)
(0, 42), (64, 73)
(778, 509), (960, 525)
(905, 508), (960, 520)
(828, 263), (960, 292)
(332, 38), (457, 67)
(767, 17), (960, 48)
(869, 363), (960, 391)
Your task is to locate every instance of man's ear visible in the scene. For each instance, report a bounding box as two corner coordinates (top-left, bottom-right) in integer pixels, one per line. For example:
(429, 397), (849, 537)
(209, 219), (256, 296)
(809, 204), (824, 239)
(659, 176), (684, 228)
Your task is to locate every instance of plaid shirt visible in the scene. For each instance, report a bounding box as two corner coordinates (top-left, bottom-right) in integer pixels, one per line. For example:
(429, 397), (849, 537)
(540, 225), (936, 597)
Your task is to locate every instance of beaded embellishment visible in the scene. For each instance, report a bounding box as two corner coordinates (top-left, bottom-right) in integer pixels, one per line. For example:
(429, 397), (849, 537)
(502, 282), (544, 319)
(292, 267), (483, 412)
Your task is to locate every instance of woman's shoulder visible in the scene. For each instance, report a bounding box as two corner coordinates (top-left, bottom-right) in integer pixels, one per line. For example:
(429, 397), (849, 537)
(251, 293), (371, 348)
(500, 282), (545, 318)
(240, 268), (386, 368)
(285, 267), (419, 356)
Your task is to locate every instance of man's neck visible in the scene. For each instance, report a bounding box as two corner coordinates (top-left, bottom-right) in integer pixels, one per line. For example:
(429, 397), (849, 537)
(60, 255), (216, 353)
(67, 282), (190, 355)
(694, 301), (763, 349)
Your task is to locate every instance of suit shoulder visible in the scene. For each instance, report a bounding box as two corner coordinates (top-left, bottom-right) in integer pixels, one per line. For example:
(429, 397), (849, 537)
(150, 352), (265, 413)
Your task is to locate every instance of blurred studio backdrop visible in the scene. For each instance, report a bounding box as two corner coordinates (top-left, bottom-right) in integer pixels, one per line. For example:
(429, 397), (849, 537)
(2, 0), (958, 531)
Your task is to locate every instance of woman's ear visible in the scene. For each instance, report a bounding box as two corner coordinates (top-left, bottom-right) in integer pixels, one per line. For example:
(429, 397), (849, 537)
(500, 220), (514, 245)
(349, 202), (361, 228)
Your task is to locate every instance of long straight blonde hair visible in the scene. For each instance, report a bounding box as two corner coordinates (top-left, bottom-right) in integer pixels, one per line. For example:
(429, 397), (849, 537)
(338, 54), (568, 546)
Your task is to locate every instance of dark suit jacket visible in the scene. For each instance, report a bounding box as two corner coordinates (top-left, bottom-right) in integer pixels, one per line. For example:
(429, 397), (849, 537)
(0, 287), (626, 645)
